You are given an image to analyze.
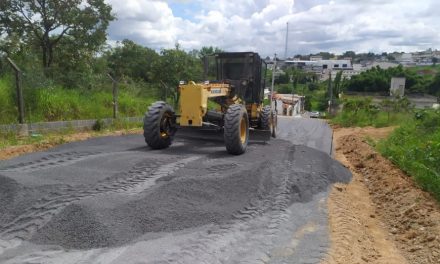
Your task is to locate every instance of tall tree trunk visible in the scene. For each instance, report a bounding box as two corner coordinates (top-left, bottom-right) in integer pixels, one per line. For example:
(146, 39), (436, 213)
(42, 32), (50, 73)
(47, 43), (53, 68)
(42, 41), (48, 69)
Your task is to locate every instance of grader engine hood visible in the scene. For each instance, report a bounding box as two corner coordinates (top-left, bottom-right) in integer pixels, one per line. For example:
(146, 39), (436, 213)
(179, 82), (230, 126)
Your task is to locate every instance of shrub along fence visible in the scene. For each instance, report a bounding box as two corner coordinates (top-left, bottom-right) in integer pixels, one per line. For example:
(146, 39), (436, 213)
(1, 57), (163, 127)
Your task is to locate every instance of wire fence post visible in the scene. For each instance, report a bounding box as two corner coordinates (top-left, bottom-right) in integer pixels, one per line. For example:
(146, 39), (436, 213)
(7, 57), (25, 124)
(107, 74), (118, 119)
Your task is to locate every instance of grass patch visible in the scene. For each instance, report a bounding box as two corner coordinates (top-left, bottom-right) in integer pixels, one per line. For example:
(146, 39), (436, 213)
(0, 77), (17, 124)
(333, 110), (412, 128)
(378, 110), (440, 201)
(0, 122), (143, 150)
(331, 96), (414, 127)
(0, 76), (158, 124)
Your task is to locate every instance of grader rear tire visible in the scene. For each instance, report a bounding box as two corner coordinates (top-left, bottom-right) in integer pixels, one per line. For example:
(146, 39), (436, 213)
(259, 105), (271, 130)
(143, 101), (177, 149)
(271, 109), (277, 138)
(224, 104), (249, 155)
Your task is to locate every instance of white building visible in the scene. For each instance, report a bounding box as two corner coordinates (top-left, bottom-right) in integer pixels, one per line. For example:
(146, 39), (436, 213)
(396, 53), (415, 65)
(283, 58), (353, 81)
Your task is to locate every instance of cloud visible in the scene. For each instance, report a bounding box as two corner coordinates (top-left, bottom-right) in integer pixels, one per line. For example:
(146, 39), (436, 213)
(105, 0), (440, 56)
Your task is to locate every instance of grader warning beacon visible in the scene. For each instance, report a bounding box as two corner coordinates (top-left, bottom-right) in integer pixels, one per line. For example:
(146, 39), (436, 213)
(143, 52), (277, 155)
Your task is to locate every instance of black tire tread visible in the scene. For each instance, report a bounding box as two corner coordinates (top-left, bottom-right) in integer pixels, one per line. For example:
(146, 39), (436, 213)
(259, 105), (271, 130)
(271, 109), (277, 138)
(143, 102), (175, 149)
(224, 104), (248, 155)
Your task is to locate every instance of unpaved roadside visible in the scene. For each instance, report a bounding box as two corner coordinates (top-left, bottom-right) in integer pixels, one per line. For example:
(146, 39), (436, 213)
(0, 129), (142, 160)
(324, 126), (440, 264)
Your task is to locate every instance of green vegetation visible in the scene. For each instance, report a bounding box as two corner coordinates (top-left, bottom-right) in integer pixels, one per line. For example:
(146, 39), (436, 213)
(0, 120), (143, 150)
(332, 97), (413, 127)
(332, 96), (440, 202)
(343, 65), (440, 96)
(0, 77), (16, 124)
(0, 2), (216, 125)
(0, 130), (64, 149)
(0, 79), (156, 123)
(1, 0), (114, 71)
(378, 110), (440, 201)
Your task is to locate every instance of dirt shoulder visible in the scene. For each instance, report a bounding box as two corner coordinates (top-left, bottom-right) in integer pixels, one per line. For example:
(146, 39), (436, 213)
(323, 126), (440, 264)
(0, 129), (142, 160)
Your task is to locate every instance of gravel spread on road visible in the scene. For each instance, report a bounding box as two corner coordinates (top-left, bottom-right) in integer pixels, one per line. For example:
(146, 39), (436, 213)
(0, 118), (351, 263)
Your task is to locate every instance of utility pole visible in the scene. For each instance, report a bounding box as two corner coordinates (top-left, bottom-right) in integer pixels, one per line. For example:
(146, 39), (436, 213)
(328, 71), (333, 114)
(107, 74), (118, 119)
(284, 22), (289, 59)
(271, 54), (277, 113)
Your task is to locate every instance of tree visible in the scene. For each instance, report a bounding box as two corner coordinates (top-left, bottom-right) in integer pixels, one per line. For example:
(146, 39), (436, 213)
(429, 72), (440, 96)
(275, 72), (289, 84)
(198, 46), (223, 58)
(342, 51), (356, 60)
(304, 97), (312, 111)
(152, 46), (203, 104)
(308, 82), (319, 91)
(106, 39), (159, 82)
(317, 52), (334, 60)
(333, 70), (343, 95)
(1, 0), (114, 71)
(432, 57), (438, 66)
(387, 54), (396, 61)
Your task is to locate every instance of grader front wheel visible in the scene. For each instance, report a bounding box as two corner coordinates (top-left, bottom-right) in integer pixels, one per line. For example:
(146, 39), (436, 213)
(224, 104), (249, 155)
(143, 101), (177, 149)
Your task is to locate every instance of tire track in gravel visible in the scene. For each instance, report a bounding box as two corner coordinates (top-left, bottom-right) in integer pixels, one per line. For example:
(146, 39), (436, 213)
(161, 154), (328, 264)
(0, 151), (104, 172)
(0, 156), (200, 253)
(163, 161), (288, 264)
(155, 142), (348, 264)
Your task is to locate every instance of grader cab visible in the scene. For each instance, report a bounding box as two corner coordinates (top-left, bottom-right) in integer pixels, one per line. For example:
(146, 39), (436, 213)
(143, 52), (277, 155)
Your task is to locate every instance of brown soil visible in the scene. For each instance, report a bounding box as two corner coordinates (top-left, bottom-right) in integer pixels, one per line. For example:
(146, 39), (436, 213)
(0, 129), (142, 160)
(323, 126), (440, 264)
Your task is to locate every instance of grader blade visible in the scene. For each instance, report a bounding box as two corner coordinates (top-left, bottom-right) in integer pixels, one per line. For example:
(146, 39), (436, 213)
(249, 128), (271, 142)
(176, 126), (271, 142)
(176, 126), (224, 142)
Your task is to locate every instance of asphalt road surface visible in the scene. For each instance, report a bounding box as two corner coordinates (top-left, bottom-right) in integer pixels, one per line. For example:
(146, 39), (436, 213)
(0, 117), (350, 264)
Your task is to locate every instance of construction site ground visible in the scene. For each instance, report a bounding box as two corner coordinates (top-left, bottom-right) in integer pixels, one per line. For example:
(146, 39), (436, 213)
(325, 126), (440, 264)
(0, 118), (439, 263)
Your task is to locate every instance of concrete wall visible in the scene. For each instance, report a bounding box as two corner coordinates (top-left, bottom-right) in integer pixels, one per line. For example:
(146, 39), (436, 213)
(0, 117), (143, 136)
(390, 77), (406, 97)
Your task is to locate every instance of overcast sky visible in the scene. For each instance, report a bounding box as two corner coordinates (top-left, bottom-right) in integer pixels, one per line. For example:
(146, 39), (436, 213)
(104, 0), (440, 57)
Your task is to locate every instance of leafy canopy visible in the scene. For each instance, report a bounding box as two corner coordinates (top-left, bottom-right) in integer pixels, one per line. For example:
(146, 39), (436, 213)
(0, 0), (114, 69)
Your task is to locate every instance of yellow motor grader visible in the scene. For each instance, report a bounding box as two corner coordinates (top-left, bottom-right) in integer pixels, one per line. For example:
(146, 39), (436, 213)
(143, 52), (277, 155)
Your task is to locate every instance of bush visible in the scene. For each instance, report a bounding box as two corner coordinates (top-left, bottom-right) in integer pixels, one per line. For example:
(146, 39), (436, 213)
(0, 77), (17, 124)
(0, 75), (158, 124)
(276, 84), (292, 94)
(92, 119), (105, 131)
(332, 97), (414, 127)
